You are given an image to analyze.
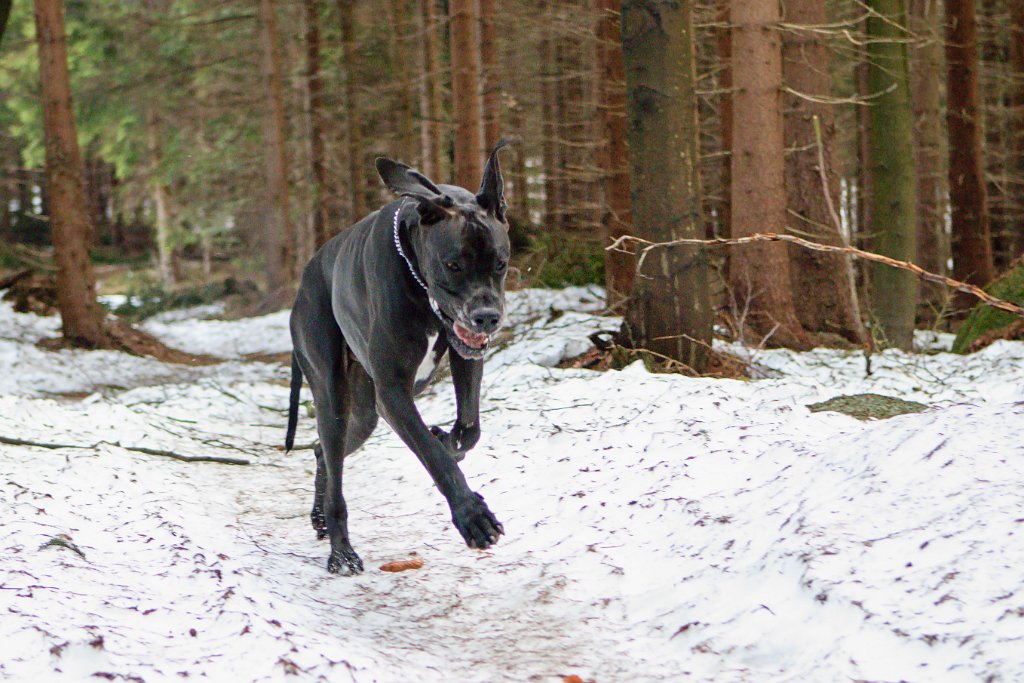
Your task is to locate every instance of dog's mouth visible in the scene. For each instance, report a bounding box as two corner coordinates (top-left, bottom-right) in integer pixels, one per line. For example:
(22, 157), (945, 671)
(433, 301), (492, 360)
(453, 321), (489, 350)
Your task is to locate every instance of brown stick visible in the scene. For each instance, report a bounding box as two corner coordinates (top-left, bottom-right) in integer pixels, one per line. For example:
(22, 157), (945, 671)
(0, 434), (250, 465)
(607, 232), (1024, 319)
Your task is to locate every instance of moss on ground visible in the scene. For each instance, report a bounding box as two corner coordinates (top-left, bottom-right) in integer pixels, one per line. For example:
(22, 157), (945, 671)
(952, 259), (1024, 353)
(807, 393), (929, 420)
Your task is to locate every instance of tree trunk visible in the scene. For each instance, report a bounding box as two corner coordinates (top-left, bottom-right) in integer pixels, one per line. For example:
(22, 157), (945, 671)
(620, 0), (712, 369)
(303, 0), (332, 248)
(449, 0), (484, 188)
(337, 0), (365, 221)
(0, 0), (12, 46)
(418, 0), (445, 180)
(716, 3), (732, 239)
(387, 0), (416, 163)
(867, 0), (918, 349)
(782, 0), (866, 344)
(146, 109), (177, 287)
(257, 0), (295, 292)
(480, 0), (501, 148)
(1006, 0), (1023, 263)
(729, 0), (811, 350)
(596, 0), (633, 308)
(540, 2), (561, 231)
(909, 0), (949, 322)
(33, 0), (107, 346)
(945, 0), (993, 292)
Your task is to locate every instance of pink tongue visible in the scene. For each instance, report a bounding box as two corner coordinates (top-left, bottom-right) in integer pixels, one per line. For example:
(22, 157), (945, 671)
(454, 322), (488, 348)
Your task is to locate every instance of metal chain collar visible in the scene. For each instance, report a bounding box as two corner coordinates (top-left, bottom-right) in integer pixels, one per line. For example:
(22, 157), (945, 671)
(392, 199), (442, 318)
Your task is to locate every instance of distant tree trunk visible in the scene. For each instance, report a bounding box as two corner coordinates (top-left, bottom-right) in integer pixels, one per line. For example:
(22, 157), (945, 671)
(480, 0), (502, 147)
(945, 0), (993, 293)
(508, 100), (530, 227)
(782, 0), (866, 345)
(449, 0), (483, 187)
(387, 0), (416, 162)
(909, 0), (949, 322)
(1011, 0), (1024, 262)
(257, 0), (295, 292)
(540, 3), (561, 231)
(867, 0), (918, 349)
(338, 0), (366, 220)
(729, 0), (811, 350)
(596, 0), (633, 308)
(146, 109), (178, 287)
(418, 0), (445, 180)
(0, 0), (12, 46)
(33, 0), (107, 345)
(716, 4), (732, 239)
(620, 0), (712, 369)
(303, 0), (332, 248)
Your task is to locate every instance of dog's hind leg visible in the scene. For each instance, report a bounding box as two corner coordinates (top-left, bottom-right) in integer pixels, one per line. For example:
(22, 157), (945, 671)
(292, 307), (364, 576)
(311, 443), (327, 540)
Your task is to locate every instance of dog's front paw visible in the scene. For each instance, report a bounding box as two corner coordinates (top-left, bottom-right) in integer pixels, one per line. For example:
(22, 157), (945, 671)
(451, 492), (504, 549)
(430, 421), (480, 462)
(327, 545), (364, 576)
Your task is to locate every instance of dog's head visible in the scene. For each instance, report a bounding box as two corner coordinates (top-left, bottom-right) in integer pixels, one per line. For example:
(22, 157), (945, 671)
(376, 140), (512, 360)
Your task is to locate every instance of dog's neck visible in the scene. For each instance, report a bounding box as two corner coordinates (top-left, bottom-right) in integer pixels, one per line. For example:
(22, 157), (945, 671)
(392, 199), (442, 319)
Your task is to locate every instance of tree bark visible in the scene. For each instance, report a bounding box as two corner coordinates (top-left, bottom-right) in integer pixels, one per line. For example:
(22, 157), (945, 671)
(257, 0), (295, 291)
(303, 0), (332, 248)
(337, 0), (366, 220)
(146, 109), (177, 287)
(0, 0), (12, 46)
(33, 0), (108, 346)
(596, 0), (633, 308)
(867, 0), (918, 349)
(480, 0), (501, 148)
(716, 3), (732, 239)
(449, 0), (484, 188)
(729, 0), (811, 350)
(782, 0), (866, 344)
(909, 0), (949, 321)
(418, 0), (445, 180)
(1006, 0), (1024, 262)
(945, 0), (993, 291)
(620, 0), (712, 369)
(387, 0), (417, 163)
(540, 1), (561, 231)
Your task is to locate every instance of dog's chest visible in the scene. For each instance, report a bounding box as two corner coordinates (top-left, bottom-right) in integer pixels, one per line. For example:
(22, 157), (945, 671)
(415, 333), (442, 385)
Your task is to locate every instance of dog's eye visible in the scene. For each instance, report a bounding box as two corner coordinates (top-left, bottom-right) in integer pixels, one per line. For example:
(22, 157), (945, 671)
(495, 260), (507, 273)
(446, 261), (462, 273)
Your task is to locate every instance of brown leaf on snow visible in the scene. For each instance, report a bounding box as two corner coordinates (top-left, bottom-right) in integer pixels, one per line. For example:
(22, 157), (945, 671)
(562, 675), (596, 683)
(379, 558), (425, 573)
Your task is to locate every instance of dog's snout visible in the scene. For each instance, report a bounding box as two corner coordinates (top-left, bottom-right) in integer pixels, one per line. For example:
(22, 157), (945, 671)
(470, 308), (501, 334)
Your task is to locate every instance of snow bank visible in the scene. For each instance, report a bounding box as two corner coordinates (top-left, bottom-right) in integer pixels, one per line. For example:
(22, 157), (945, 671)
(1, 287), (1023, 682)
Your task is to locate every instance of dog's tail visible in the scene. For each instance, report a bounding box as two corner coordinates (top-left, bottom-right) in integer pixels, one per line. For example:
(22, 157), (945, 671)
(285, 352), (303, 452)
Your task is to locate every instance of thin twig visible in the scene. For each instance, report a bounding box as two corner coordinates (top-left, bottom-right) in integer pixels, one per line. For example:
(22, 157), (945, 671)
(0, 434), (250, 465)
(607, 233), (1024, 319)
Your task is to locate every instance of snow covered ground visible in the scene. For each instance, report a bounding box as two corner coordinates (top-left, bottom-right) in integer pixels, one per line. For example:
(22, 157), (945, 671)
(1, 286), (1022, 682)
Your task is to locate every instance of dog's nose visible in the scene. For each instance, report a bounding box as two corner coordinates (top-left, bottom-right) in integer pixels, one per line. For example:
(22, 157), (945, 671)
(470, 308), (501, 334)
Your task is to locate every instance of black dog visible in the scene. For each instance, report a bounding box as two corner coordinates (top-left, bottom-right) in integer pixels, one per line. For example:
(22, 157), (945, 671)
(285, 142), (510, 574)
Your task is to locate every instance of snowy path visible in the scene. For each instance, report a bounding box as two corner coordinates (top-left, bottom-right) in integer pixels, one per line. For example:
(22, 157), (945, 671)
(2, 288), (1023, 682)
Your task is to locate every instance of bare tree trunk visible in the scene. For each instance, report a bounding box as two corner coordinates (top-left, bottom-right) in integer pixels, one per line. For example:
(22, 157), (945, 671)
(909, 0), (949, 321)
(596, 0), (633, 308)
(304, 0), (332, 248)
(508, 100), (530, 227)
(716, 3), (732, 239)
(621, 0), (712, 369)
(418, 0), (444, 179)
(782, 0), (866, 344)
(1006, 0), (1024, 262)
(257, 0), (295, 291)
(33, 0), (107, 346)
(945, 0), (994, 290)
(480, 0), (501, 147)
(146, 109), (177, 287)
(338, 0), (366, 219)
(388, 0), (417, 162)
(867, 0), (918, 349)
(540, 2), (561, 231)
(450, 0), (484, 188)
(729, 0), (811, 350)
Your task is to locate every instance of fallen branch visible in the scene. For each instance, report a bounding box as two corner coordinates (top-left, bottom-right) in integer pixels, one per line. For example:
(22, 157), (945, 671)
(607, 232), (1024, 319)
(0, 434), (250, 465)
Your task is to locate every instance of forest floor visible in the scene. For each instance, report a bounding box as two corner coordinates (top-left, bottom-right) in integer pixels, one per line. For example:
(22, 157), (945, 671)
(1, 285), (1023, 682)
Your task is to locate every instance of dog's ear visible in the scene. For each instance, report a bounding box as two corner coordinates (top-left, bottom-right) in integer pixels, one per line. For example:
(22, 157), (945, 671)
(476, 138), (511, 220)
(375, 157), (454, 224)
